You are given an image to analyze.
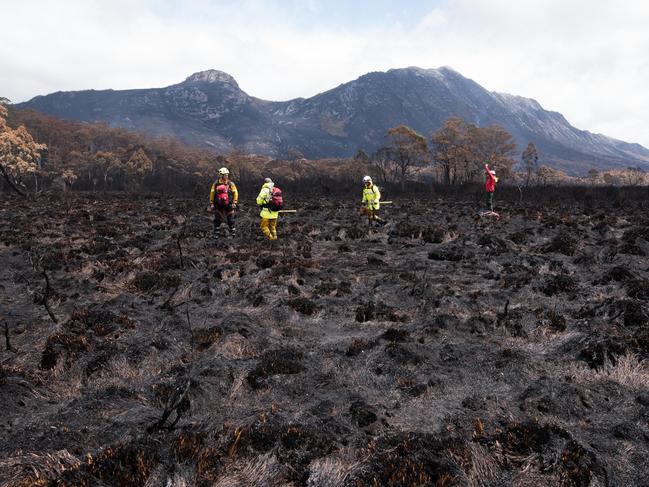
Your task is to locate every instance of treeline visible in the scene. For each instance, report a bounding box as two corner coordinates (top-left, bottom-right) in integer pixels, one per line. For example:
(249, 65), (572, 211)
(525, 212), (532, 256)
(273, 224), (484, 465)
(365, 119), (519, 189)
(360, 118), (649, 188)
(7, 108), (228, 192)
(3, 107), (373, 194)
(2, 103), (648, 196)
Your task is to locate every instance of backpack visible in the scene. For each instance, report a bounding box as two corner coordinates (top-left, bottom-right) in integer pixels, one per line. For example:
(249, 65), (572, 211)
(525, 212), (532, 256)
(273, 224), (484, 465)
(215, 184), (230, 208)
(268, 187), (283, 211)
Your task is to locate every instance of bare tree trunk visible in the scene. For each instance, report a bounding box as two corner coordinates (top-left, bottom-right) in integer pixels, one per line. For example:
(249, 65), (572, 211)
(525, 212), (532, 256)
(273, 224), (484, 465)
(0, 164), (26, 196)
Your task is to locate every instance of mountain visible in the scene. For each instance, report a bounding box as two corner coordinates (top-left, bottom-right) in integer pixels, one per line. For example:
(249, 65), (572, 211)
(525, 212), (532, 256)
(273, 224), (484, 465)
(17, 67), (649, 175)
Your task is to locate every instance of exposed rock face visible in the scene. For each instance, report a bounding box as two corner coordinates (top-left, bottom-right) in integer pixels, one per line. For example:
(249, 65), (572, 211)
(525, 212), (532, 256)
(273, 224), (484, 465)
(18, 67), (649, 174)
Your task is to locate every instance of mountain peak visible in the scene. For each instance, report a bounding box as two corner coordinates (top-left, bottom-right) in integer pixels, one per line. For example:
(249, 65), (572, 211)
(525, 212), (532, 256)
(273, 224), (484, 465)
(388, 66), (463, 80)
(183, 70), (239, 88)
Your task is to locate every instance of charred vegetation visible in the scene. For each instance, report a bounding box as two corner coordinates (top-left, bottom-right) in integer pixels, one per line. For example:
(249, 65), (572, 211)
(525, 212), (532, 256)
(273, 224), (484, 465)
(1, 190), (649, 486)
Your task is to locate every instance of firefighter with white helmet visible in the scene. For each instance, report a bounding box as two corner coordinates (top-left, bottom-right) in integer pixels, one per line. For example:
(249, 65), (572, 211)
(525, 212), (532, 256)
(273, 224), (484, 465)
(209, 167), (239, 239)
(360, 175), (385, 226)
(256, 177), (283, 240)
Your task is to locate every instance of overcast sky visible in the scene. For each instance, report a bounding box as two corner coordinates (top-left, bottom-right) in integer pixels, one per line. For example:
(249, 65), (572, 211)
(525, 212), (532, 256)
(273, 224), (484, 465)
(2, 0), (648, 147)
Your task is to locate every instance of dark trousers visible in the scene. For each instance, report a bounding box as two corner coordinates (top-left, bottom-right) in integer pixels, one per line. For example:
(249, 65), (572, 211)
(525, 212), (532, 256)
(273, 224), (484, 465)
(486, 192), (495, 210)
(214, 209), (235, 232)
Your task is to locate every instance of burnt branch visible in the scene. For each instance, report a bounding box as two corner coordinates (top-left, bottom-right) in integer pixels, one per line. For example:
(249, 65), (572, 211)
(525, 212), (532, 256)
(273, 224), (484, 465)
(176, 235), (185, 270)
(147, 377), (191, 433)
(28, 252), (59, 324)
(40, 270), (59, 324)
(4, 322), (17, 353)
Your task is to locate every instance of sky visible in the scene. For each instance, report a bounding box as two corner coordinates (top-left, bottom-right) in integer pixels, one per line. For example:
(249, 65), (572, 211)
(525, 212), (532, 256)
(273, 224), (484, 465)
(2, 0), (648, 147)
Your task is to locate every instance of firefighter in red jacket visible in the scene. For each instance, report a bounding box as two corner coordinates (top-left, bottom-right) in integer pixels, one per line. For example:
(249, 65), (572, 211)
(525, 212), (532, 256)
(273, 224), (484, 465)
(209, 167), (239, 239)
(484, 163), (498, 211)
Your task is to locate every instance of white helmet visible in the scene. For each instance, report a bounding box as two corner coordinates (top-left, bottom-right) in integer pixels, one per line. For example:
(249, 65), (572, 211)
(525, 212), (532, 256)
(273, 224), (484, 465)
(218, 167), (230, 176)
(363, 175), (372, 183)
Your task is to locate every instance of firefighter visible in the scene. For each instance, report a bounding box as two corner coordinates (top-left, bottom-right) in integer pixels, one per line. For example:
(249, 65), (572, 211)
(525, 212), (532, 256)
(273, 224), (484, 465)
(209, 167), (238, 239)
(256, 178), (281, 240)
(484, 163), (498, 211)
(360, 175), (385, 226)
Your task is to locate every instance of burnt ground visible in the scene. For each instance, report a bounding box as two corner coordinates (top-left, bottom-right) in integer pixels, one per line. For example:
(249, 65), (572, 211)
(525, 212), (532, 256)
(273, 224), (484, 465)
(1, 191), (649, 486)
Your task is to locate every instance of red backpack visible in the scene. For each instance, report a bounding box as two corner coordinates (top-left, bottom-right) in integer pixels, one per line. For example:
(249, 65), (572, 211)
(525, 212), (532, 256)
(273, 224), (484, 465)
(215, 184), (230, 208)
(268, 187), (283, 211)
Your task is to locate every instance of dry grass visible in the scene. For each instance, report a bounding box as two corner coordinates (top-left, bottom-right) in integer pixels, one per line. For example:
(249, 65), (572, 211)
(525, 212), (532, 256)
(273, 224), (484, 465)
(217, 333), (261, 359)
(88, 353), (173, 392)
(447, 443), (499, 487)
(306, 455), (359, 487)
(41, 362), (87, 402)
(329, 353), (398, 401)
(507, 330), (582, 357)
(0, 449), (80, 487)
(214, 453), (282, 487)
(568, 353), (649, 390)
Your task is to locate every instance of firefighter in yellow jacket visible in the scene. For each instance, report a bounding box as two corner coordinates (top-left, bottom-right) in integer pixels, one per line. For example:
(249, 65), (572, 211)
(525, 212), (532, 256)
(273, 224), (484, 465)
(209, 167), (239, 239)
(360, 175), (385, 226)
(256, 178), (281, 240)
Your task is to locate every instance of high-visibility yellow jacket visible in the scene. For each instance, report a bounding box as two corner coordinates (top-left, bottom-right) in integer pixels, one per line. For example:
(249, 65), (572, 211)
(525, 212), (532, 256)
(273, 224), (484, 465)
(362, 184), (381, 210)
(256, 182), (279, 219)
(209, 178), (238, 205)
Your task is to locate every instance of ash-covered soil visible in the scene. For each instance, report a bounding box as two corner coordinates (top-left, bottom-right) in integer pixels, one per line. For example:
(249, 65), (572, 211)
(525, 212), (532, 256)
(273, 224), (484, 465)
(1, 192), (649, 486)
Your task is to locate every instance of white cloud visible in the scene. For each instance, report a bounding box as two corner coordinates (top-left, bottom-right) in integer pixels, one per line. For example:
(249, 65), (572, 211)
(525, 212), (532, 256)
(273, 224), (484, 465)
(1, 0), (648, 148)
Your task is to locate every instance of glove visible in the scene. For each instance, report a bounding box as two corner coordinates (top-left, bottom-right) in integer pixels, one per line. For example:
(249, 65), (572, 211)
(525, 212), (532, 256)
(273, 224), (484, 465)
(231, 202), (238, 209)
(208, 204), (214, 212)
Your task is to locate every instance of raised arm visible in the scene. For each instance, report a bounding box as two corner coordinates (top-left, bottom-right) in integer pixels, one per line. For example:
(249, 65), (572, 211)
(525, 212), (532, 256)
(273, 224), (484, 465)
(484, 163), (495, 181)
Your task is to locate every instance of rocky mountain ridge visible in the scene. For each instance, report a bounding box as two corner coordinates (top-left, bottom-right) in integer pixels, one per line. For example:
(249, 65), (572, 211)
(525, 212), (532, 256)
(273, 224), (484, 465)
(18, 67), (649, 175)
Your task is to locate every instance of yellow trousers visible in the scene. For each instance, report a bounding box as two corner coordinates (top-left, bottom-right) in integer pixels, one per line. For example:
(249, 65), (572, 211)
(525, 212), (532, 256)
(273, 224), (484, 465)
(260, 218), (278, 240)
(361, 207), (382, 222)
